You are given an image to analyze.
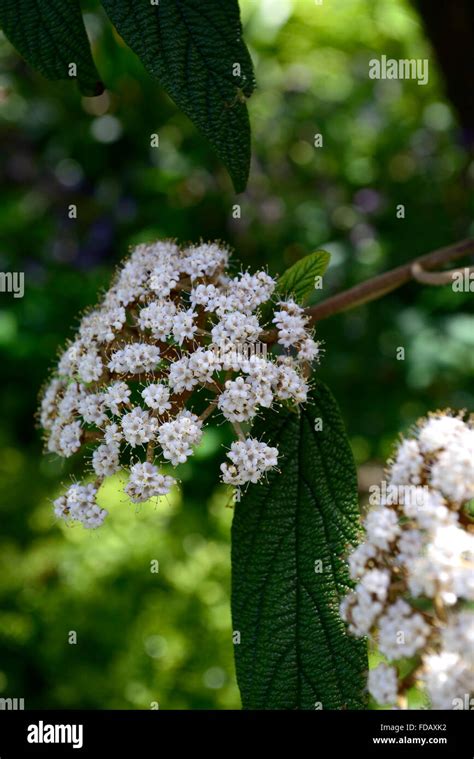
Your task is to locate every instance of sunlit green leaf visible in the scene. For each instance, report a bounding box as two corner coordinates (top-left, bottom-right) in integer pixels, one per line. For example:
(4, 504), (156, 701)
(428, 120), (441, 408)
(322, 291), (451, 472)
(276, 250), (331, 303)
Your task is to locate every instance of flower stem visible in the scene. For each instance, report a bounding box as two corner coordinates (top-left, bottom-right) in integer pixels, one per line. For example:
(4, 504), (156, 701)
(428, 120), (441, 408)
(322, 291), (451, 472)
(261, 237), (474, 342)
(199, 401), (217, 422)
(306, 237), (474, 324)
(232, 422), (246, 440)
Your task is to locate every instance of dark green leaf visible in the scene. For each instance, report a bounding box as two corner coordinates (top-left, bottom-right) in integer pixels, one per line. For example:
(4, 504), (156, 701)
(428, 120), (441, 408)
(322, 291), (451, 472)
(101, 0), (255, 192)
(0, 0), (103, 96)
(231, 381), (367, 709)
(276, 250), (331, 303)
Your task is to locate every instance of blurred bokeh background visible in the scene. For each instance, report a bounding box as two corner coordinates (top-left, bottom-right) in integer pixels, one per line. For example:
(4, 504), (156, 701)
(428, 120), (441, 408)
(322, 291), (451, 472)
(0, 0), (473, 709)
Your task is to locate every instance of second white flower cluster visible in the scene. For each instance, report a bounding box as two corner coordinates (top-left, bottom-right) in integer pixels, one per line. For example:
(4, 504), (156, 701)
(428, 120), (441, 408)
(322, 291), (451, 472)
(341, 413), (474, 709)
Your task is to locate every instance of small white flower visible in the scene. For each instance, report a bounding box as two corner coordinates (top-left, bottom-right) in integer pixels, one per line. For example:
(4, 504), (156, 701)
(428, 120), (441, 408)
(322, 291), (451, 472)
(218, 377), (259, 423)
(40, 378), (65, 430)
(149, 263), (180, 298)
(418, 415), (467, 454)
(138, 300), (177, 340)
(368, 664), (398, 706)
(220, 438), (278, 485)
(104, 422), (123, 445)
(190, 283), (220, 311)
(125, 462), (176, 503)
(273, 300), (309, 348)
(172, 308), (198, 345)
(423, 652), (472, 710)
(275, 362), (308, 403)
(141, 383), (171, 413)
(188, 348), (222, 384)
(76, 346), (103, 383)
(378, 599), (429, 659)
(442, 611), (474, 661)
(389, 438), (424, 486)
(215, 271), (276, 315)
(182, 242), (228, 280)
(297, 337), (320, 363)
(108, 343), (161, 374)
(211, 312), (261, 347)
(78, 393), (108, 426)
(340, 587), (383, 636)
(360, 568), (390, 602)
(57, 420), (83, 457)
(430, 435), (474, 503)
(168, 356), (197, 393)
(79, 306), (126, 343)
(408, 524), (474, 604)
(158, 411), (203, 465)
(92, 443), (121, 477)
(121, 407), (158, 448)
(56, 383), (84, 419)
(365, 507), (399, 550)
(54, 483), (107, 529)
(348, 542), (378, 580)
(104, 381), (131, 415)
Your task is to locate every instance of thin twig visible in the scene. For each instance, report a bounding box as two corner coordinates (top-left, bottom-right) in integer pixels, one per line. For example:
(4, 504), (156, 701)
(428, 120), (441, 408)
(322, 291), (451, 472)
(83, 429), (102, 443)
(232, 422), (246, 440)
(199, 400), (218, 422)
(261, 238), (474, 342)
(146, 441), (155, 463)
(306, 238), (474, 324)
(411, 262), (474, 285)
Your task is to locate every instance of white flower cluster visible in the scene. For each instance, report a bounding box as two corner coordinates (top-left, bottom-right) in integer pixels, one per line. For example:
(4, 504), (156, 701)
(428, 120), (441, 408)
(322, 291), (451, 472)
(340, 412), (474, 709)
(53, 483), (107, 529)
(39, 240), (320, 529)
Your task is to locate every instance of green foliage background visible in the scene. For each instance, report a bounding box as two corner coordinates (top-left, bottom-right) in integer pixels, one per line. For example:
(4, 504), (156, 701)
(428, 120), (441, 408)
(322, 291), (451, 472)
(0, 0), (472, 708)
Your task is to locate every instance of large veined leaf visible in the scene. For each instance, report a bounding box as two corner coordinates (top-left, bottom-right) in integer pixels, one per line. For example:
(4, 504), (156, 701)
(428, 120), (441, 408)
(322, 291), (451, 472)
(231, 381), (367, 709)
(101, 0), (255, 192)
(0, 0), (103, 96)
(276, 249), (331, 303)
